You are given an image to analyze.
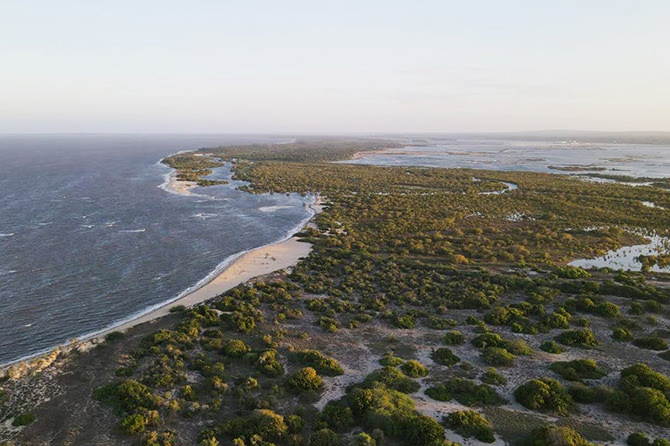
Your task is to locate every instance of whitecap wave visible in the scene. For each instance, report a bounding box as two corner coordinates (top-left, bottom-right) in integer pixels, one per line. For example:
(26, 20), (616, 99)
(192, 213), (218, 219)
(0, 233), (14, 237)
(119, 229), (146, 233)
(259, 205), (294, 213)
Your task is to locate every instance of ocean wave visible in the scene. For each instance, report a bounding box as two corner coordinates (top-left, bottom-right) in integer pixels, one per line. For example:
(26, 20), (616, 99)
(258, 205), (294, 213)
(0, 233), (14, 237)
(192, 213), (218, 219)
(71, 195), (318, 345)
(119, 229), (146, 233)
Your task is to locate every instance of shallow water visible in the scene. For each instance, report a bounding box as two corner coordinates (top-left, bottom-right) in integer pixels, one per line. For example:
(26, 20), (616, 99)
(345, 138), (670, 178)
(569, 235), (670, 273)
(0, 135), (312, 365)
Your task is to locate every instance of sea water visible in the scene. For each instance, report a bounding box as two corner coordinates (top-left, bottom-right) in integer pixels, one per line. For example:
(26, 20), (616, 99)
(0, 134), (312, 365)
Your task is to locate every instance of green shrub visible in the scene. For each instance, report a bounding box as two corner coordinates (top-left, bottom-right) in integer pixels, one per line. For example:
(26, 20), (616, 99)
(222, 409), (288, 443)
(612, 328), (634, 342)
(353, 432), (376, 446)
(445, 410), (495, 443)
(93, 379), (160, 413)
(256, 349), (285, 377)
(295, 350), (344, 376)
(105, 331), (126, 342)
(514, 378), (574, 414)
(480, 368), (507, 386)
(568, 383), (613, 404)
(504, 339), (533, 355)
(393, 314), (415, 329)
(12, 412), (36, 427)
(431, 347), (460, 366)
(321, 402), (353, 432)
(401, 360), (428, 378)
(444, 330), (466, 345)
(287, 367), (323, 393)
(620, 363), (670, 392)
(628, 432), (651, 446)
(363, 367), (420, 394)
(426, 378), (504, 406)
(524, 426), (595, 446)
(540, 341), (564, 354)
(472, 333), (504, 349)
(549, 359), (606, 381)
(633, 337), (668, 351)
(555, 329), (598, 348)
(120, 413), (147, 434)
(310, 428), (340, 446)
(402, 415), (445, 446)
(481, 347), (515, 367)
(222, 339), (251, 357)
(379, 352), (404, 367)
(426, 316), (457, 329)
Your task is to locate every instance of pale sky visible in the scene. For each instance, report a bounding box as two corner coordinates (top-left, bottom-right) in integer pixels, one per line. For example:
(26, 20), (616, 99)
(1, 1), (669, 133)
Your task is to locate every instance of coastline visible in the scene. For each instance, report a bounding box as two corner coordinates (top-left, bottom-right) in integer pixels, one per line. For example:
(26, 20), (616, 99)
(1, 166), (324, 375)
(89, 193), (323, 338)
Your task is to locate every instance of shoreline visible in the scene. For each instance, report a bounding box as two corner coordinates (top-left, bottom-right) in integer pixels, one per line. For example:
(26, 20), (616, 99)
(1, 163), (324, 374)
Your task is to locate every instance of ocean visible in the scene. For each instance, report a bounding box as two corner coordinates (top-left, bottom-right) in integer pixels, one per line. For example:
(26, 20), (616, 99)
(0, 134), (313, 365)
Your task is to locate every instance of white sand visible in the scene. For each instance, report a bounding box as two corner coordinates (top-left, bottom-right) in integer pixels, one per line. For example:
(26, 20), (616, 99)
(106, 235), (314, 334)
(166, 171), (197, 196)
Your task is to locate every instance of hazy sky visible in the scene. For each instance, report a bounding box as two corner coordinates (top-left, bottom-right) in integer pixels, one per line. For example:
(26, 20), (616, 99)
(1, 1), (669, 133)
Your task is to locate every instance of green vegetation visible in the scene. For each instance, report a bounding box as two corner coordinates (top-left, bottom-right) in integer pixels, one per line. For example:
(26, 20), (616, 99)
(633, 337), (669, 351)
(606, 363), (670, 425)
(12, 412), (36, 427)
(431, 347), (460, 366)
(286, 367), (323, 393)
(524, 426), (597, 446)
(549, 360), (607, 382)
(515, 379), (574, 414)
(445, 410), (495, 442)
(481, 368), (507, 386)
(425, 378), (505, 406)
(444, 330), (466, 345)
(400, 360), (428, 378)
(162, 153), (229, 187)
(294, 350), (344, 376)
(540, 340), (564, 354)
(555, 329), (599, 348)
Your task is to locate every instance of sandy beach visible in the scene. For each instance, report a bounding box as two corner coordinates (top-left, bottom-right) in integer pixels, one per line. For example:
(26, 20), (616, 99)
(165, 171), (198, 195)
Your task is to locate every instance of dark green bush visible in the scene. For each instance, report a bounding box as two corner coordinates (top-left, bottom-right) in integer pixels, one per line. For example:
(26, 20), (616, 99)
(555, 329), (598, 348)
(612, 328), (634, 342)
(540, 341), (564, 354)
(426, 378), (504, 406)
(444, 331), (466, 345)
(514, 378), (574, 414)
(549, 359), (606, 381)
(633, 337), (668, 351)
(295, 350), (344, 376)
(524, 426), (595, 446)
(286, 367), (323, 393)
(481, 347), (515, 366)
(400, 360), (428, 378)
(12, 412), (36, 427)
(431, 347), (460, 366)
(480, 368), (507, 386)
(445, 410), (495, 443)
(362, 367), (420, 394)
